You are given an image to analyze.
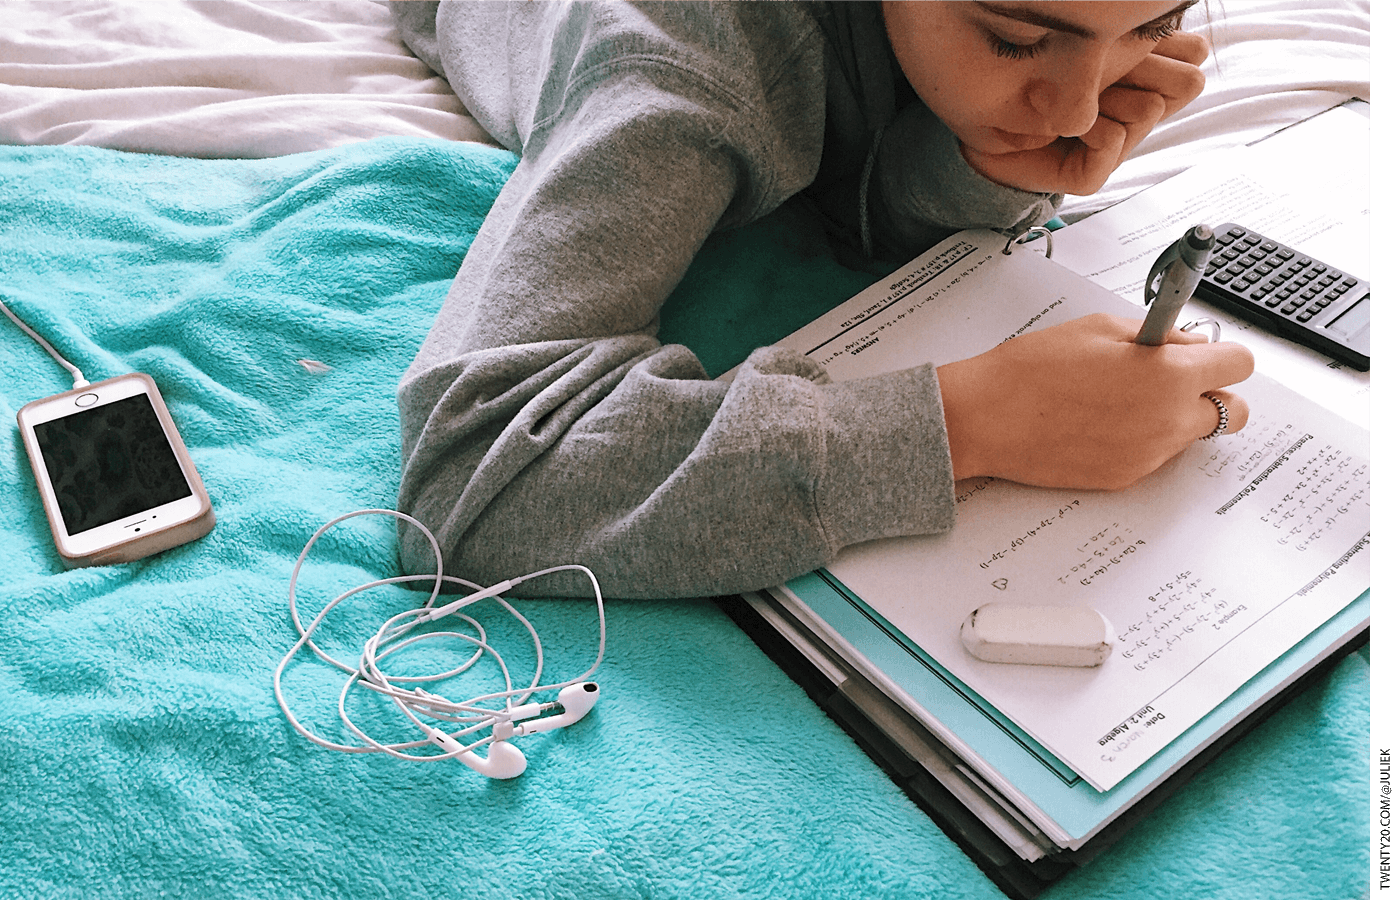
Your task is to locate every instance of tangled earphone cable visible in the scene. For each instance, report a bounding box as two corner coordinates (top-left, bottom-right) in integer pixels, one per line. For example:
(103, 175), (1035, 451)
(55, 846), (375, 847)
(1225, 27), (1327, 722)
(273, 509), (605, 778)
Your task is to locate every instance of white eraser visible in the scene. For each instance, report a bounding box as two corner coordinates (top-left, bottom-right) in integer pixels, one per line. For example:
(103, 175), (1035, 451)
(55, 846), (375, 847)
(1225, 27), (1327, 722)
(960, 604), (1115, 668)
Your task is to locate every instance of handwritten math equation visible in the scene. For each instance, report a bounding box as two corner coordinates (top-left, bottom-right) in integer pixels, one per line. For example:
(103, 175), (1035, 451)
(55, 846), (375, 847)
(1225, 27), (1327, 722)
(977, 499), (1081, 570)
(1195, 415), (1293, 481)
(1258, 441), (1368, 552)
(1116, 570), (1237, 672)
(1056, 521), (1145, 587)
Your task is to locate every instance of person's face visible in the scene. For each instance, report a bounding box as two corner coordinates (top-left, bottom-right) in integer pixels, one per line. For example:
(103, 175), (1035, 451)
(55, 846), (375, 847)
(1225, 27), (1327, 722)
(882, 1), (1196, 156)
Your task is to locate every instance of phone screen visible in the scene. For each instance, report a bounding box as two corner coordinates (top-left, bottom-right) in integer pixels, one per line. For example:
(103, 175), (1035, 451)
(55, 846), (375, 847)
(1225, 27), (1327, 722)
(31, 393), (193, 535)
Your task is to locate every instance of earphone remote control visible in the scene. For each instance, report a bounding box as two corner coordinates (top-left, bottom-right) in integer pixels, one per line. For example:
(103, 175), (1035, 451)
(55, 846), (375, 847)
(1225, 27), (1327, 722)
(1194, 224), (1369, 370)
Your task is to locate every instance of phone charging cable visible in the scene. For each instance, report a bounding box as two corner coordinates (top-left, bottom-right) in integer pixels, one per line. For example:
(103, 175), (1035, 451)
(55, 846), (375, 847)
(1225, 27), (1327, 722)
(1, 296), (89, 388)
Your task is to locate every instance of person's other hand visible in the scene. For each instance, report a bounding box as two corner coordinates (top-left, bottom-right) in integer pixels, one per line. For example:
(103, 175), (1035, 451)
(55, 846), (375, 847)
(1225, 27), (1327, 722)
(937, 313), (1252, 490)
(963, 31), (1208, 195)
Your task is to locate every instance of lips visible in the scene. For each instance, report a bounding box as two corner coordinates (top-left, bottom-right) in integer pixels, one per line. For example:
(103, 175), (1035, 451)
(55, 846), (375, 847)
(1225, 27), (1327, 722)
(990, 128), (1059, 152)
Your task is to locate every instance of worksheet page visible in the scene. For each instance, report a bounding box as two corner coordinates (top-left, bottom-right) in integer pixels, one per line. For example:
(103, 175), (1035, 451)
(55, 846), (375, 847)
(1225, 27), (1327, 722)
(771, 229), (1370, 791)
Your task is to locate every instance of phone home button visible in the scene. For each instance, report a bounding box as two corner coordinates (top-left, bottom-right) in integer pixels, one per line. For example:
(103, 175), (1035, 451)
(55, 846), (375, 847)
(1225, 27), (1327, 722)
(74, 393), (99, 407)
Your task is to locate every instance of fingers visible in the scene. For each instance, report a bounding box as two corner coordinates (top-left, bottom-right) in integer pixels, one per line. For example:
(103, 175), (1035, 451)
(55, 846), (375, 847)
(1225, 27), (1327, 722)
(1055, 122), (1123, 195)
(1081, 85), (1166, 177)
(1051, 84), (1167, 194)
(1107, 313), (1254, 438)
(1166, 339), (1255, 394)
(1158, 326), (1210, 345)
(1153, 30), (1210, 67)
(1115, 36), (1208, 120)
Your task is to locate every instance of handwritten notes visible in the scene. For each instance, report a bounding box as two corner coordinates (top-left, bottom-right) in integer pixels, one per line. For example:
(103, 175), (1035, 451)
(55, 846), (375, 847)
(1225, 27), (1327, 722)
(978, 499), (1082, 572)
(1115, 571), (1228, 672)
(1256, 441), (1367, 552)
(1058, 522), (1145, 588)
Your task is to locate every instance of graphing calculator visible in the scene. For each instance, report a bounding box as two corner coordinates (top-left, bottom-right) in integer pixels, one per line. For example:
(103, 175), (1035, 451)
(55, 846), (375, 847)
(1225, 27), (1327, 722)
(1196, 224), (1370, 370)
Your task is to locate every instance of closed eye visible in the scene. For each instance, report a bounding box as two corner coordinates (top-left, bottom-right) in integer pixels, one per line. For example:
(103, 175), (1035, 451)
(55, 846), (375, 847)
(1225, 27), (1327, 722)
(987, 32), (1046, 60)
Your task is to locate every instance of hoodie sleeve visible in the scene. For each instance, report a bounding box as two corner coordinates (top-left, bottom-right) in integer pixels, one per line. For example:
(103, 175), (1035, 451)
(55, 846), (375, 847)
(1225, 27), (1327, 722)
(396, 3), (960, 598)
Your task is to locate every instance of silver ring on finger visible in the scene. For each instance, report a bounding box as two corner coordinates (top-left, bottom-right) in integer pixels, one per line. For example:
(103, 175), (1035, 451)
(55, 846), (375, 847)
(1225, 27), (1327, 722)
(1201, 392), (1229, 440)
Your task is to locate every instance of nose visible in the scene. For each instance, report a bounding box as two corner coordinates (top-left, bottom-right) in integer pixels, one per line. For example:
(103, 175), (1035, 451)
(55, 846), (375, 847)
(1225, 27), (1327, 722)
(1026, 59), (1105, 138)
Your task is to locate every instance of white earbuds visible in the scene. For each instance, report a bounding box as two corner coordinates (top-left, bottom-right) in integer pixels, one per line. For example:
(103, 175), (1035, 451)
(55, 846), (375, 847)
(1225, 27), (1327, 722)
(425, 681), (602, 778)
(428, 727), (528, 779)
(273, 509), (607, 781)
(515, 682), (601, 736)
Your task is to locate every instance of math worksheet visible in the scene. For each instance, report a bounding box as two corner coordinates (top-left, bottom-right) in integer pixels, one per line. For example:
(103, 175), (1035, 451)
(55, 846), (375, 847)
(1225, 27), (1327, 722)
(771, 229), (1370, 792)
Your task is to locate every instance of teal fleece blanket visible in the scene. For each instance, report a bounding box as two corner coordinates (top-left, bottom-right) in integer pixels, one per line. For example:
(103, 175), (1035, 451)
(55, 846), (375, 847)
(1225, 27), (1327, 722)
(0, 138), (1369, 899)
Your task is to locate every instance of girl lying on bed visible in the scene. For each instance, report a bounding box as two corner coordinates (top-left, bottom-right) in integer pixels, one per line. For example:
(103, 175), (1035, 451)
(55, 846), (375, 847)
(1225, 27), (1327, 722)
(390, 0), (1254, 599)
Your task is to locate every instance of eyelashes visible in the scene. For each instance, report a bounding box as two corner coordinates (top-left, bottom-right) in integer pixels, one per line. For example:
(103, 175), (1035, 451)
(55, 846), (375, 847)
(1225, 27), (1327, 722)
(989, 36), (1043, 61)
(1133, 11), (1187, 42)
(987, 12), (1187, 61)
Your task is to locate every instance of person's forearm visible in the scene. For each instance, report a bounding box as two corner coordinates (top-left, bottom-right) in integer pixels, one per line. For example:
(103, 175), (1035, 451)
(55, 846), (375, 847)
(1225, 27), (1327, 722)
(399, 340), (956, 599)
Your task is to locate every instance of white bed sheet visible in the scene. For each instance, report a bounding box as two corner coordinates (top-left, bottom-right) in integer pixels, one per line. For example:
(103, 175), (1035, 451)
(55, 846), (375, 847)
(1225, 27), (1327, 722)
(0, 0), (493, 158)
(0, 1), (1370, 212)
(1059, 0), (1371, 221)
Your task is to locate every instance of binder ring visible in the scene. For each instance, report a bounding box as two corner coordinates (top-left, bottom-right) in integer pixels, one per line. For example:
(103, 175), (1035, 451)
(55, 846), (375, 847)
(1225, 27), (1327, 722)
(1180, 317), (1221, 343)
(1003, 226), (1054, 259)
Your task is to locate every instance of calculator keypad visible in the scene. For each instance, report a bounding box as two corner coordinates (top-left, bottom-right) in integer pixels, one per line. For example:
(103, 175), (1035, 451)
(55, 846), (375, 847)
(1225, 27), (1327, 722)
(1193, 222), (1368, 370)
(1204, 225), (1359, 325)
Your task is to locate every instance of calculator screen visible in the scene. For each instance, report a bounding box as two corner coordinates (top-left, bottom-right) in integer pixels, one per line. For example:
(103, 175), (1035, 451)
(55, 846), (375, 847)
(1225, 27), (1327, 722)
(1325, 294), (1369, 337)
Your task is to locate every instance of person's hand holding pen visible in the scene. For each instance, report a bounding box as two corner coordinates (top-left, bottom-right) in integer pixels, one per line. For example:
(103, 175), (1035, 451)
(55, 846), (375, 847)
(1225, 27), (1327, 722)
(936, 312), (1251, 490)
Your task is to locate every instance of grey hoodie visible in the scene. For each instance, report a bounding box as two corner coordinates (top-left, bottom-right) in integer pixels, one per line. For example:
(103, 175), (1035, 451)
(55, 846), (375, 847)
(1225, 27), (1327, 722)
(392, 1), (1058, 598)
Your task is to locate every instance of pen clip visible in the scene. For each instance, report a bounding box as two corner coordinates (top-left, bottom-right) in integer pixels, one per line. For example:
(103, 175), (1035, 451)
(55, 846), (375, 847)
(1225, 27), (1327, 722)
(1143, 242), (1181, 307)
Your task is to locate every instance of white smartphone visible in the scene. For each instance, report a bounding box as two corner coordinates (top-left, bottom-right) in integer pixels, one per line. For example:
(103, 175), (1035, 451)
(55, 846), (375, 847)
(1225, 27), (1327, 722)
(16, 373), (215, 567)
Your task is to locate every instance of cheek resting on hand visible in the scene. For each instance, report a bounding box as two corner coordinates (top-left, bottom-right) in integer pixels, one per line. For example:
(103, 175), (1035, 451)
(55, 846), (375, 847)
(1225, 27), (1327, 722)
(961, 32), (1208, 196)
